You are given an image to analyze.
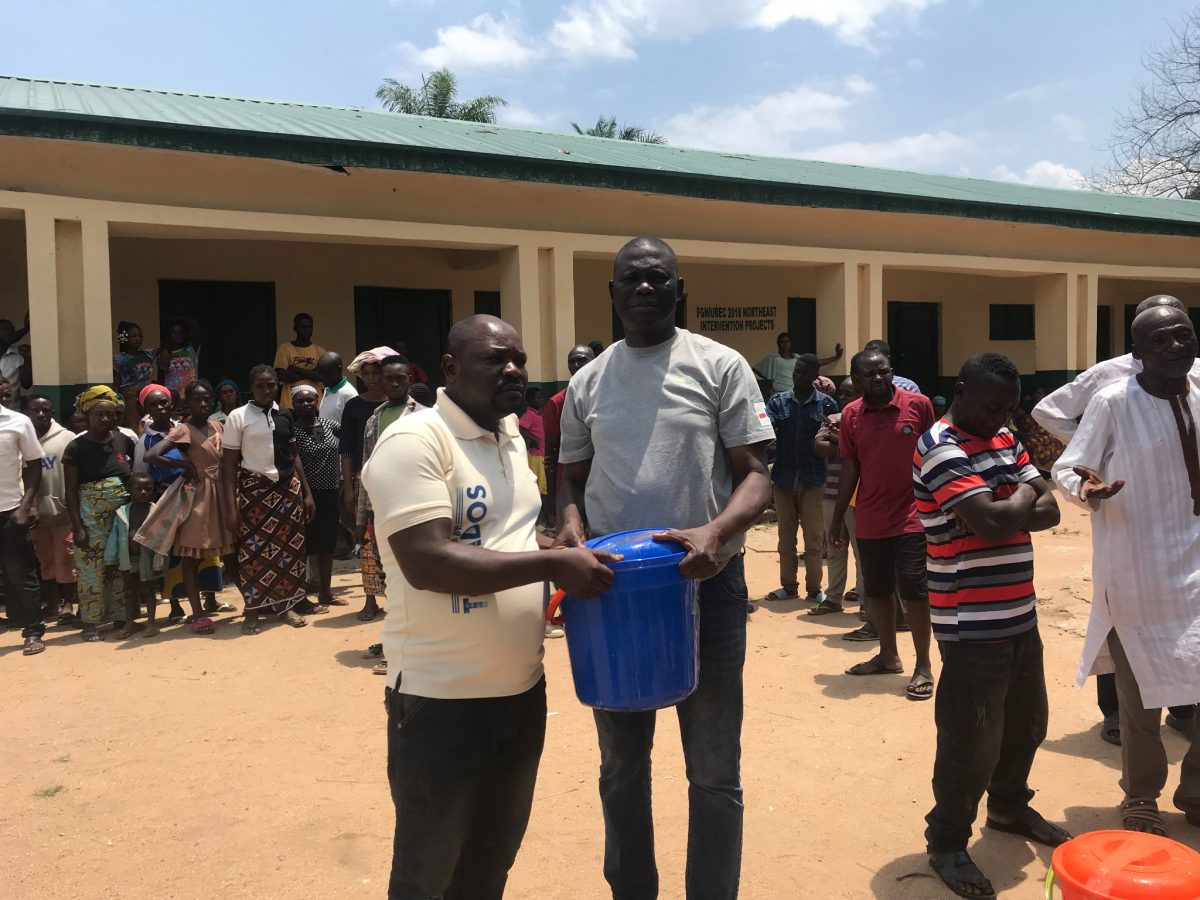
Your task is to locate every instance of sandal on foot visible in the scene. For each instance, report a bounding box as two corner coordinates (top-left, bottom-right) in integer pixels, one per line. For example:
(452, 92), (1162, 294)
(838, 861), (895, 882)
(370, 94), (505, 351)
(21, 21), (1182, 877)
(362, 644), (384, 659)
(845, 655), (904, 676)
(928, 851), (996, 899)
(168, 614), (186, 626)
(118, 623), (140, 639)
(985, 808), (1072, 847)
(356, 606), (381, 622)
(1122, 799), (1167, 835)
(279, 611), (307, 628)
(240, 620), (261, 635)
(188, 617), (216, 635)
(1101, 712), (1121, 746)
(845, 589), (860, 604)
(23, 636), (46, 656)
(843, 624), (879, 642)
(205, 601), (237, 613)
(765, 587), (799, 602)
(906, 666), (935, 701)
(372, 661), (388, 675)
(81, 629), (102, 642)
(326, 598), (351, 606)
(807, 598), (844, 616)
(141, 626), (160, 638)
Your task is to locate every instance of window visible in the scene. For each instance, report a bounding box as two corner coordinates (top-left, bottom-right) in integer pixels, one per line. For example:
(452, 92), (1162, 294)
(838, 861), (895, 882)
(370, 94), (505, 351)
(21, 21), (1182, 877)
(989, 304), (1035, 341)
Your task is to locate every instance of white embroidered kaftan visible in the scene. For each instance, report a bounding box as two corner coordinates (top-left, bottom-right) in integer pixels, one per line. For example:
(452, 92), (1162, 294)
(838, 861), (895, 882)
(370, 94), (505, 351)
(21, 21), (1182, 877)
(1053, 374), (1200, 710)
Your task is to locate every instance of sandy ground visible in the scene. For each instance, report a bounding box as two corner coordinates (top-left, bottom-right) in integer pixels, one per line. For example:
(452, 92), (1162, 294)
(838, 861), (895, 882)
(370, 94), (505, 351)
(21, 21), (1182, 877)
(3, 501), (1199, 900)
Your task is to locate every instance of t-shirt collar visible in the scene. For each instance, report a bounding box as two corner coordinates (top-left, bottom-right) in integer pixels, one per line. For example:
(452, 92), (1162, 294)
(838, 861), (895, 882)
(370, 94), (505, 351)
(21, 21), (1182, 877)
(435, 387), (518, 443)
(329, 377), (349, 392)
(864, 385), (900, 411)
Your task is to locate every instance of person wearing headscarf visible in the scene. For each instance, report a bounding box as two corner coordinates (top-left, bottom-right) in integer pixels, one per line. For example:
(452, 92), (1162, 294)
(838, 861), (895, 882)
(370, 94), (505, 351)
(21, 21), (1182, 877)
(339, 346), (395, 532)
(292, 383), (342, 610)
(209, 379), (240, 426)
(63, 386), (134, 640)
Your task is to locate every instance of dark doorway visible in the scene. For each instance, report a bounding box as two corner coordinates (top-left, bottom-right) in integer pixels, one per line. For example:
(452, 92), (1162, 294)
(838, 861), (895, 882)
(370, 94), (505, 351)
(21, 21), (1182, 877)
(354, 287), (452, 387)
(1124, 304), (1136, 354)
(786, 297), (817, 353)
(886, 301), (940, 395)
(158, 280), (276, 389)
(611, 298), (686, 341)
(1096, 305), (1112, 362)
(474, 290), (501, 318)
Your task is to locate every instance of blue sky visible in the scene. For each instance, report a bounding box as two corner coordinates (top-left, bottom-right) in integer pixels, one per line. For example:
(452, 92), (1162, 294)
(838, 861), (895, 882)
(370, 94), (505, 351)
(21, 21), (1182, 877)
(5, 0), (1197, 188)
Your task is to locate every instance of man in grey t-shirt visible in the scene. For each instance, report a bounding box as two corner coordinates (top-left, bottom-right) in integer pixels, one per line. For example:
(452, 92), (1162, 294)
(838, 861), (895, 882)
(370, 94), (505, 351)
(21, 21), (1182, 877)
(557, 236), (773, 899)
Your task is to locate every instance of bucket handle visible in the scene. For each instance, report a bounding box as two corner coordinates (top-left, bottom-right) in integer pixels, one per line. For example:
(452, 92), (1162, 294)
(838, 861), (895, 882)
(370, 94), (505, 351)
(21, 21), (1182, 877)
(546, 589), (566, 626)
(1044, 868), (1055, 900)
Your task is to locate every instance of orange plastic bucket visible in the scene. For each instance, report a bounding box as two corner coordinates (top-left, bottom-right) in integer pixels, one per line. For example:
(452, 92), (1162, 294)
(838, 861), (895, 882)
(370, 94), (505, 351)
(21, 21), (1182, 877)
(1045, 830), (1200, 899)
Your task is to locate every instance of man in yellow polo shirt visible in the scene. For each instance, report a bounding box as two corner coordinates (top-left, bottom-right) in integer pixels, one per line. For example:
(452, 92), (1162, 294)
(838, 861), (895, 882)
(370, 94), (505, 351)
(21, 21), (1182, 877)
(273, 312), (325, 409)
(362, 314), (619, 900)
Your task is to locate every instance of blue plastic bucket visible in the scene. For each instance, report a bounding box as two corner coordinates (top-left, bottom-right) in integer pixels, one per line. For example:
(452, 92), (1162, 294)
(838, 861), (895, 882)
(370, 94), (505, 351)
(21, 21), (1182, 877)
(547, 528), (699, 711)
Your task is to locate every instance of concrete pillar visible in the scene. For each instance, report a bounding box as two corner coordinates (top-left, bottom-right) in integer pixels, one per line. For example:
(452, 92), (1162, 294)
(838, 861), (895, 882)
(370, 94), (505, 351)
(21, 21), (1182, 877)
(548, 246), (576, 385)
(858, 262), (884, 346)
(24, 210), (113, 408)
(1076, 272), (1098, 370)
(816, 262), (854, 377)
(499, 243), (547, 381)
(1033, 274), (1071, 374)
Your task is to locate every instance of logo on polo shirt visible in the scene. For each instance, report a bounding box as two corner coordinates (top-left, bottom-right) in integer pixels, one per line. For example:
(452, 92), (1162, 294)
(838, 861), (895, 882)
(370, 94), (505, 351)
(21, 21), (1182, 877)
(901, 425), (913, 436)
(452, 595), (490, 614)
(754, 402), (772, 429)
(453, 484), (488, 546)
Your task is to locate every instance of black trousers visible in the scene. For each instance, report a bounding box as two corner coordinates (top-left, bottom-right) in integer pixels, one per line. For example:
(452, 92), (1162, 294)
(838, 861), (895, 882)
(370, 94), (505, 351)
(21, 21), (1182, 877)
(0, 509), (44, 639)
(925, 628), (1048, 853)
(385, 678), (546, 900)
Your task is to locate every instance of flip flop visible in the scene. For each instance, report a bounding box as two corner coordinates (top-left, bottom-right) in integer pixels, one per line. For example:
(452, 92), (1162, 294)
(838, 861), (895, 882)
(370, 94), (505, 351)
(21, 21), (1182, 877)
(82, 629), (102, 643)
(372, 661), (388, 675)
(356, 607), (382, 622)
(279, 611), (308, 628)
(845, 655), (904, 676)
(906, 666), (935, 701)
(807, 598), (844, 616)
(240, 621), (261, 635)
(985, 808), (1071, 847)
(188, 617), (216, 635)
(326, 598), (351, 606)
(928, 851), (996, 899)
(765, 587), (799, 602)
(843, 624), (879, 642)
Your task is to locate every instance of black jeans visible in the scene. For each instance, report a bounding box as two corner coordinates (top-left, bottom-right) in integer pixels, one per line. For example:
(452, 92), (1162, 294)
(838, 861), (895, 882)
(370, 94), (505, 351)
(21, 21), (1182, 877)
(925, 628), (1048, 853)
(0, 509), (44, 639)
(385, 678), (546, 900)
(594, 554), (748, 900)
(1097, 672), (1194, 721)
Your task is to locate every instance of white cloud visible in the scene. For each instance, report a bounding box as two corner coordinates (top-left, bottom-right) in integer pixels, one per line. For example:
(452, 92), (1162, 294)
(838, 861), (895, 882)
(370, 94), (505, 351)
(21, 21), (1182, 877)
(400, 14), (540, 70)
(845, 75), (876, 95)
(806, 131), (975, 169)
(664, 85), (851, 156)
(1004, 79), (1075, 103)
(498, 104), (554, 129)
(992, 160), (1085, 190)
(549, 0), (940, 60)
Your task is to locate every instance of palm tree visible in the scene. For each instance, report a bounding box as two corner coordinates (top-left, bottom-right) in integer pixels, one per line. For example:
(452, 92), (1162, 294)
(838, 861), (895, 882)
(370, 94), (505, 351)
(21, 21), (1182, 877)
(376, 68), (506, 123)
(571, 115), (666, 144)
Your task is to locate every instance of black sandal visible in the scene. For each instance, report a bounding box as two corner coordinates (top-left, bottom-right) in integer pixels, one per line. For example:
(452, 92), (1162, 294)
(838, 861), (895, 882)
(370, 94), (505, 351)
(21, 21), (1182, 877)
(1121, 799), (1167, 835)
(928, 851), (996, 899)
(985, 808), (1071, 847)
(1100, 712), (1121, 746)
(807, 598), (844, 616)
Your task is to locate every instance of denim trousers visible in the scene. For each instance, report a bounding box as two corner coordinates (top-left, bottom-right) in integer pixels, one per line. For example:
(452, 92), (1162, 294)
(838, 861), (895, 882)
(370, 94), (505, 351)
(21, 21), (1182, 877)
(925, 627), (1048, 853)
(594, 554), (748, 900)
(0, 508), (44, 639)
(385, 678), (547, 900)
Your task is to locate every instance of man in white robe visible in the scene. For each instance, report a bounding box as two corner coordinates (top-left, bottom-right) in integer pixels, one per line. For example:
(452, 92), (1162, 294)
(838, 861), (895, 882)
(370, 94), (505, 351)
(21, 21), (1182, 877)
(1053, 305), (1200, 836)
(1034, 294), (1199, 747)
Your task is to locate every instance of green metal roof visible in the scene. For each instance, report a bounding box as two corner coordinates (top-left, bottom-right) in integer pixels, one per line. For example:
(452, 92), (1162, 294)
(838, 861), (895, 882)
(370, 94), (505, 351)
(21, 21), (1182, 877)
(3, 74), (1200, 237)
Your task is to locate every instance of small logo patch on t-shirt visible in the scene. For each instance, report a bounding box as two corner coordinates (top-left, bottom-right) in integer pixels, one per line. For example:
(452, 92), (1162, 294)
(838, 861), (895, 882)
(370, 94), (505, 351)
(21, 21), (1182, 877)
(754, 402), (772, 428)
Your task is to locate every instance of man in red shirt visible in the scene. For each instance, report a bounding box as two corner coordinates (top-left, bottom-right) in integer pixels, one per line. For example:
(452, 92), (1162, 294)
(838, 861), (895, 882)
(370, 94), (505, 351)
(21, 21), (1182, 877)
(543, 344), (595, 525)
(830, 348), (935, 700)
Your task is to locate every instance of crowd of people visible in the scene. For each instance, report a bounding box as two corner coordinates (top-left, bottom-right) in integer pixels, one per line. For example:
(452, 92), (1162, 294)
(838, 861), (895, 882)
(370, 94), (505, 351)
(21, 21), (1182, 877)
(2, 242), (1198, 900)
(0, 312), (446, 651)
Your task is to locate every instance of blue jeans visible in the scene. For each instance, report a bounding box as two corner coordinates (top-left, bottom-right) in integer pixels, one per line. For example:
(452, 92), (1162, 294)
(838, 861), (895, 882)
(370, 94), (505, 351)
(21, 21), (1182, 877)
(594, 554), (748, 900)
(385, 679), (547, 900)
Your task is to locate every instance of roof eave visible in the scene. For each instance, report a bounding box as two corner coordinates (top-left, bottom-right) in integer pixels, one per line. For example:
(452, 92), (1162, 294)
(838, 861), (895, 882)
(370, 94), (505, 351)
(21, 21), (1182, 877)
(3, 109), (1200, 238)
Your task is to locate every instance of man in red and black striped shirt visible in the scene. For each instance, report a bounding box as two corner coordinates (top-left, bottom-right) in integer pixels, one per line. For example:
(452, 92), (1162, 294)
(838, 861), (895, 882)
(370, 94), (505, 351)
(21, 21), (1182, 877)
(913, 353), (1070, 900)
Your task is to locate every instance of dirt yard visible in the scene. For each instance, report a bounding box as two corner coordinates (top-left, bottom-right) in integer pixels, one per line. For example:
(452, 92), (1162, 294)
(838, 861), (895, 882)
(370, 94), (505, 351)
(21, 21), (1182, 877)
(3, 502), (1198, 899)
